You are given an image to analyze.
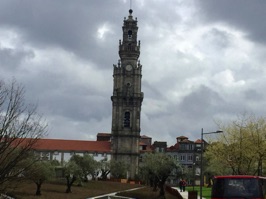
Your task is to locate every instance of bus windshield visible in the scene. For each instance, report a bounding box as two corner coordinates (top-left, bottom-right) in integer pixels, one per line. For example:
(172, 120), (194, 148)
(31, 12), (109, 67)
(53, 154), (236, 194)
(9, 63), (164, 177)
(212, 176), (263, 198)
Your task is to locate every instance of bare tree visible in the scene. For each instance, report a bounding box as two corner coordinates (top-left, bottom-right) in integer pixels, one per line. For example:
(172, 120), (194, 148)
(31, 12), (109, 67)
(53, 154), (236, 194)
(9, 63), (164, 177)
(0, 80), (47, 189)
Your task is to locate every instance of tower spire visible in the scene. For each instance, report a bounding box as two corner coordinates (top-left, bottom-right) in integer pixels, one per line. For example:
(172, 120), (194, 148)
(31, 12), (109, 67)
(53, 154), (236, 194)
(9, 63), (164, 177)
(129, 0), (133, 16)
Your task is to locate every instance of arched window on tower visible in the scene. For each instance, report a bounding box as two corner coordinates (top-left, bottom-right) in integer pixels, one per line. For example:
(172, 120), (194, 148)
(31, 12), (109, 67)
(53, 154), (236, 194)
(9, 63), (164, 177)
(128, 30), (132, 40)
(124, 111), (130, 128)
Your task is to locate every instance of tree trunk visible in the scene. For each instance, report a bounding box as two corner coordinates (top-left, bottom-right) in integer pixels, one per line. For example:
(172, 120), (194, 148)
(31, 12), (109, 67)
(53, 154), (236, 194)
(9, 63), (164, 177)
(35, 182), (42, 196)
(84, 175), (89, 182)
(100, 170), (110, 180)
(207, 174), (213, 187)
(66, 184), (72, 193)
(65, 175), (76, 193)
(152, 177), (158, 192)
(159, 180), (166, 197)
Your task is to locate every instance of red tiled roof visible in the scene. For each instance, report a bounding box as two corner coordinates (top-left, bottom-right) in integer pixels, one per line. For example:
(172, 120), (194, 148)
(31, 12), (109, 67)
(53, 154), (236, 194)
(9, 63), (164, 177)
(29, 138), (111, 152)
(14, 137), (157, 153)
(167, 143), (179, 151)
(194, 139), (203, 143)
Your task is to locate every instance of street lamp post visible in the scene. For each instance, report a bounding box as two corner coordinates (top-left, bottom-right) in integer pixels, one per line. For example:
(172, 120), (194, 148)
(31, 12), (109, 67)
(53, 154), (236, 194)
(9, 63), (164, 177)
(200, 128), (223, 199)
(193, 162), (195, 191)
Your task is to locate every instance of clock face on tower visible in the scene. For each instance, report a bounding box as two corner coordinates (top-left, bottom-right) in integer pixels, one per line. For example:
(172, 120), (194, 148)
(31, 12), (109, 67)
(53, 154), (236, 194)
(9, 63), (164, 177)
(125, 64), (132, 71)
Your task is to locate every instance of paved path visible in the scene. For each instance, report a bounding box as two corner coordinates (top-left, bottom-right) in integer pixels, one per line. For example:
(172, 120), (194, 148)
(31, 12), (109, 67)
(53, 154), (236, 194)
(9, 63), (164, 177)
(172, 187), (204, 199)
(179, 190), (189, 199)
(87, 186), (204, 199)
(86, 187), (144, 199)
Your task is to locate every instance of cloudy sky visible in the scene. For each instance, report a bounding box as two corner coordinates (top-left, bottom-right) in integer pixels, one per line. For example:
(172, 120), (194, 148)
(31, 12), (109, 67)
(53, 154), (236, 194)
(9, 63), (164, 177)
(1, 0), (266, 146)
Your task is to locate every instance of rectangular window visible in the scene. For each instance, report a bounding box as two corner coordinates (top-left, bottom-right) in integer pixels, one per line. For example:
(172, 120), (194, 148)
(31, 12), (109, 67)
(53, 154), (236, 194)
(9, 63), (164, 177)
(124, 111), (130, 127)
(180, 144), (186, 150)
(188, 155), (193, 161)
(180, 155), (186, 161)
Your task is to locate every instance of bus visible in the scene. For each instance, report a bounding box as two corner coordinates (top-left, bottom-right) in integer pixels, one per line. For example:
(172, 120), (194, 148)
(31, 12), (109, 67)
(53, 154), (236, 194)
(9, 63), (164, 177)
(211, 175), (266, 199)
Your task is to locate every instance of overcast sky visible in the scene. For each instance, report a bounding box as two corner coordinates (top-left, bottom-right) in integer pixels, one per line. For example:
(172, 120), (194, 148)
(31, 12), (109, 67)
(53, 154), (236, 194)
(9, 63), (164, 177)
(1, 0), (266, 146)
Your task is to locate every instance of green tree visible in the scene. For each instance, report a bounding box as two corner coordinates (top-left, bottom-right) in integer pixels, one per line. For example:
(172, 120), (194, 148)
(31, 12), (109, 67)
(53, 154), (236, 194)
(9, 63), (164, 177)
(110, 160), (128, 179)
(24, 160), (55, 195)
(206, 113), (266, 175)
(140, 153), (180, 197)
(99, 160), (111, 180)
(70, 154), (99, 182)
(64, 161), (82, 193)
(0, 80), (47, 190)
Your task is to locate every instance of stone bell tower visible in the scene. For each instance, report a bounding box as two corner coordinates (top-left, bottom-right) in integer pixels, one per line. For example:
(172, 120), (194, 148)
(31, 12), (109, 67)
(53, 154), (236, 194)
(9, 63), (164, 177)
(111, 9), (143, 180)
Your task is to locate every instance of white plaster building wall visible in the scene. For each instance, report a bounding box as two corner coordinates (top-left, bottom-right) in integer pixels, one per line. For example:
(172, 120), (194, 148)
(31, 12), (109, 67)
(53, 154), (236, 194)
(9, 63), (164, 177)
(93, 153), (111, 161)
(40, 151), (111, 164)
(63, 152), (72, 162)
(52, 152), (62, 162)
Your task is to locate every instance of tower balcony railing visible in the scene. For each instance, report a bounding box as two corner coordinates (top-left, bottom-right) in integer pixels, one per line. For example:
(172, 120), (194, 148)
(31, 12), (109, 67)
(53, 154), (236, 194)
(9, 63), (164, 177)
(119, 45), (140, 52)
(112, 92), (143, 98)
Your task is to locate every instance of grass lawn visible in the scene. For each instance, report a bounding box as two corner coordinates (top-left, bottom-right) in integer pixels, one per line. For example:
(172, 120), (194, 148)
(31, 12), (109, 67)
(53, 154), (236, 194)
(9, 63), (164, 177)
(186, 186), (212, 199)
(5, 180), (142, 199)
(117, 186), (180, 199)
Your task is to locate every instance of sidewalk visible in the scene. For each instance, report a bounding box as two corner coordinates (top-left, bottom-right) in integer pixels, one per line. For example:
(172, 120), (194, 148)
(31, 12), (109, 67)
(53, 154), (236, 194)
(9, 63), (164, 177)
(87, 186), (203, 199)
(179, 189), (189, 199)
(86, 187), (144, 199)
(172, 187), (189, 199)
(172, 187), (203, 199)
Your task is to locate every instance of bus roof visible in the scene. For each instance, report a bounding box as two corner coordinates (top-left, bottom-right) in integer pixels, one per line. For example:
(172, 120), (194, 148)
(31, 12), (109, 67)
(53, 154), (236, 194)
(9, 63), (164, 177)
(214, 175), (266, 179)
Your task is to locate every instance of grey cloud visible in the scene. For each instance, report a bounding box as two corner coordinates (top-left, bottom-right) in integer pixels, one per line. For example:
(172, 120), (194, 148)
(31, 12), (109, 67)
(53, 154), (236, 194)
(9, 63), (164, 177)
(22, 70), (111, 123)
(244, 89), (264, 101)
(197, 0), (266, 44)
(202, 28), (232, 49)
(0, 0), (126, 69)
(178, 85), (224, 119)
(0, 45), (34, 70)
(142, 80), (163, 99)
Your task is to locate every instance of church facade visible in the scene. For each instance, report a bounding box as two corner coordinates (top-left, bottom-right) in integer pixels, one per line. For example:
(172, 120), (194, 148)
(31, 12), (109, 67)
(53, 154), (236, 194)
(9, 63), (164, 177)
(111, 9), (143, 179)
